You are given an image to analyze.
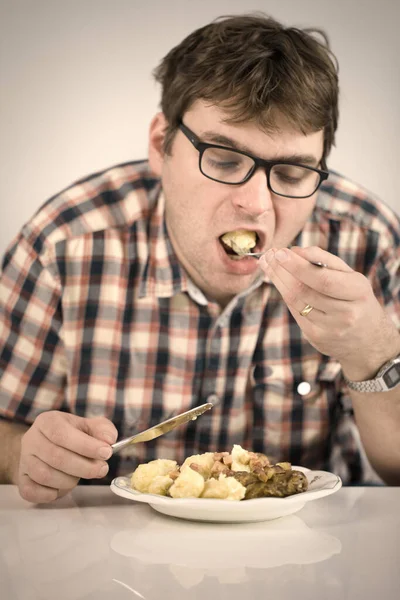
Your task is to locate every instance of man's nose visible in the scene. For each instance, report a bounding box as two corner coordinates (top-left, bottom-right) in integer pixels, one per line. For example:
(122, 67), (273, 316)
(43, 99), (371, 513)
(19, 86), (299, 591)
(230, 168), (273, 217)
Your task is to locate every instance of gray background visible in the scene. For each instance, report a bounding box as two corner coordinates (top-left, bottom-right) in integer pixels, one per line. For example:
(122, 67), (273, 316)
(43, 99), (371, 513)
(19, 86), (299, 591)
(0, 0), (399, 258)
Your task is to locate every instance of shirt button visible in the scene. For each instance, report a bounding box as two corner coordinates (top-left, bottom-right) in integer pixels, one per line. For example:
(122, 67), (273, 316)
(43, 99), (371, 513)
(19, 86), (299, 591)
(297, 381), (312, 396)
(296, 381), (321, 401)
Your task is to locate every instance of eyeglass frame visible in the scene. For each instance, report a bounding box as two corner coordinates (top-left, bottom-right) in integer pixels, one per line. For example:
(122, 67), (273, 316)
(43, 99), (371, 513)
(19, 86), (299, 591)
(178, 121), (329, 199)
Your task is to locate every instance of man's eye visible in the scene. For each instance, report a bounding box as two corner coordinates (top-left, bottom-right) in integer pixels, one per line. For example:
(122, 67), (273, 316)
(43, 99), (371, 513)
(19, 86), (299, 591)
(276, 173), (302, 184)
(274, 168), (312, 184)
(209, 160), (240, 170)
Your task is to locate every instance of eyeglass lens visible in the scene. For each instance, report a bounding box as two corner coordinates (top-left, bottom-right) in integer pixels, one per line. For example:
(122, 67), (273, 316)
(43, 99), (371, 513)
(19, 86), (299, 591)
(201, 147), (320, 197)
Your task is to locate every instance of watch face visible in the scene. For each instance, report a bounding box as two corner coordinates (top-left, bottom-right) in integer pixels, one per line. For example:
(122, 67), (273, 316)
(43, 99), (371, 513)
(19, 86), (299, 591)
(383, 363), (400, 387)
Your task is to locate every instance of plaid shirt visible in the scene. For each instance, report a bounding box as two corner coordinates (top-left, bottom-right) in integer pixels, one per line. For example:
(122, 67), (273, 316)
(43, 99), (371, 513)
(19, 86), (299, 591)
(1, 160), (400, 485)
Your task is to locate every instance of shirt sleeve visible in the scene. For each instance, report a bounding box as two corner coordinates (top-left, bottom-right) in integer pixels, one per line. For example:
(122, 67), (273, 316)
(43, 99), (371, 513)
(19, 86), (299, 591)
(371, 245), (400, 330)
(332, 230), (400, 485)
(0, 233), (67, 424)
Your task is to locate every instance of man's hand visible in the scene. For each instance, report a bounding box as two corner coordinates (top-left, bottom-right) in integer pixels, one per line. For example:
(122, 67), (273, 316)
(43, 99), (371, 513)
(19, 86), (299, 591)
(16, 411), (118, 504)
(259, 246), (400, 380)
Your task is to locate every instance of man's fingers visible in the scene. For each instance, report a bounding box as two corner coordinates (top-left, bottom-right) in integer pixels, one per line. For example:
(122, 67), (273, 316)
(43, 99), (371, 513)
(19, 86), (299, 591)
(266, 263), (324, 319)
(18, 472), (59, 504)
(26, 429), (110, 479)
(84, 417), (118, 445)
(17, 412), (116, 504)
(35, 412), (115, 459)
(22, 454), (80, 490)
(290, 246), (353, 272)
(261, 247), (367, 301)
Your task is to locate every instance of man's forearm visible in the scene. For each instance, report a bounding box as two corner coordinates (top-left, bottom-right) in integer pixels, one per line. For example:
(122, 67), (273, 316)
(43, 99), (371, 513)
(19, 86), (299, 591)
(0, 421), (28, 484)
(351, 390), (400, 485)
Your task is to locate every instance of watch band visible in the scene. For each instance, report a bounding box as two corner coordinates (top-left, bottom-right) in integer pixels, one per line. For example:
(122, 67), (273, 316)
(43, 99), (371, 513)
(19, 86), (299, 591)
(344, 355), (400, 393)
(344, 377), (384, 393)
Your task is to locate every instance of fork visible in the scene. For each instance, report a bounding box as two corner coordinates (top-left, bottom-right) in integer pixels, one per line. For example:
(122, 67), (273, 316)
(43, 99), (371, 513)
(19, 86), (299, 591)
(245, 251), (328, 268)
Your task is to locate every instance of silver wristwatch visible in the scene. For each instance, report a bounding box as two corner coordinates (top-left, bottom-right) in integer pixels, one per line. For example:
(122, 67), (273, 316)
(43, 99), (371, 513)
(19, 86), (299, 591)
(344, 355), (400, 393)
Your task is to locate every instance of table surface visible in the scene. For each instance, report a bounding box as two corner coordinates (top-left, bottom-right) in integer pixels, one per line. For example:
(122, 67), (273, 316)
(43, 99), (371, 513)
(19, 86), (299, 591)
(1, 484), (399, 599)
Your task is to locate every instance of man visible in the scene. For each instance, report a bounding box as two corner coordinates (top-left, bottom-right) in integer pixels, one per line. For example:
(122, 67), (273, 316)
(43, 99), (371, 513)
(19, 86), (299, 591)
(1, 14), (400, 504)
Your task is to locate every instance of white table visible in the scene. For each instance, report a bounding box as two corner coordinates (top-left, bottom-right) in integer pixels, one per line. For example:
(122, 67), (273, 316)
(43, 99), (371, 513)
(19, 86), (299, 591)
(1, 485), (399, 599)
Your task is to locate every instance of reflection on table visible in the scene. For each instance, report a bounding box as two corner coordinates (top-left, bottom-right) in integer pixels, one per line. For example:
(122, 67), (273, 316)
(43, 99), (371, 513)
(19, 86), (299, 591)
(111, 512), (341, 587)
(0, 485), (399, 599)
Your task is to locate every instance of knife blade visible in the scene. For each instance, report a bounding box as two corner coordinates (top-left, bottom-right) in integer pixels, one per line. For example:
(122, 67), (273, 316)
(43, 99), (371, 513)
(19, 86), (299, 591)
(111, 402), (213, 454)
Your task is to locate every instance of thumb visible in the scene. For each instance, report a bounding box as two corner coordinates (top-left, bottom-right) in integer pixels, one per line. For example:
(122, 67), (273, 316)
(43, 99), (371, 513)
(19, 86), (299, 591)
(84, 417), (118, 445)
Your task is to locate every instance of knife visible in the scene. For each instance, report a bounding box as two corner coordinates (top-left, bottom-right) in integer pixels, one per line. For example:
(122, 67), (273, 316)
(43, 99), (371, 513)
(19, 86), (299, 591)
(111, 402), (213, 454)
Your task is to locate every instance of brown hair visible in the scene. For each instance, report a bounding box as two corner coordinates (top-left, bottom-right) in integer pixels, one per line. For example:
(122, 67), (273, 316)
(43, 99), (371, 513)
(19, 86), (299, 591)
(153, 13), (339, 169)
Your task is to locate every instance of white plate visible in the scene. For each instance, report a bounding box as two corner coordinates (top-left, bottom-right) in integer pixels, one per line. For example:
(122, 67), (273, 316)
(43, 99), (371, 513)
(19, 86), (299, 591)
(110, 467), (342, 522)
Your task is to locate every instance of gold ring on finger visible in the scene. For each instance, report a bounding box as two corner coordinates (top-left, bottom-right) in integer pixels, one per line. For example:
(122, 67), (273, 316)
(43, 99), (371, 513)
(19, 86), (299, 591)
(300, 304), (314, 317)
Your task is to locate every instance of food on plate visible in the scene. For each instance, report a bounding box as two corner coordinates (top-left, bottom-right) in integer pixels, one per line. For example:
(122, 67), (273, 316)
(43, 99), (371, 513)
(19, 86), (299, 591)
(181, 452), (215, 478)
(131, 458), (178, 493)
(169, 465), (205, 499)
(201, 473), (247, 500)
(233, 469), (308, 499)
(220, 229), (256, 258)
(130, 445), (308, 500)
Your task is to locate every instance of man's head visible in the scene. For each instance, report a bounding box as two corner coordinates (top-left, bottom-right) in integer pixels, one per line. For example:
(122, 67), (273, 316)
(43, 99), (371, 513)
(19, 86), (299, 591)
(153, 13), (339, 168)
(148, 14), (339, 306)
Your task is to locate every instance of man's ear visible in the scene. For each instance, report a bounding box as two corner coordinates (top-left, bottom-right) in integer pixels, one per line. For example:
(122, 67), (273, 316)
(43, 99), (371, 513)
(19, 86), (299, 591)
(148, 112), (168, 176)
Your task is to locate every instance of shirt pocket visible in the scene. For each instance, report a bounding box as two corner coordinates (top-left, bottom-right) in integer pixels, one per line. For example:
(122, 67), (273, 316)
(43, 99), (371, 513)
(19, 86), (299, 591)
(252, 356), (343, 467)
(293, 358), (344, 467)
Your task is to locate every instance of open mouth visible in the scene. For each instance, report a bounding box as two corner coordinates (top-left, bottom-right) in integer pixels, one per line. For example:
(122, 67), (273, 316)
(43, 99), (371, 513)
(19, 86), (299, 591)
(219, 230), (259, 260)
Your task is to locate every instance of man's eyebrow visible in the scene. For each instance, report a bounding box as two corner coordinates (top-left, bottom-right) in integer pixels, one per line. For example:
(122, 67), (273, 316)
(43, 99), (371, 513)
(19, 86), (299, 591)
(201, 130), (320, 167)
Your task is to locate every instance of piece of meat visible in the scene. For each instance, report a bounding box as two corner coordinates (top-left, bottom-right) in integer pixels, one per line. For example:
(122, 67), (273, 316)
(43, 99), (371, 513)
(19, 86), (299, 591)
(210, 460), (234, 478)
(213, 452), (230, 461)
(248, 452), (271, 470)
(232, 472), (260, 487)
(243, 470), (308, 499)
(189, 463), (203, 475)
(252, 465), (274, 482)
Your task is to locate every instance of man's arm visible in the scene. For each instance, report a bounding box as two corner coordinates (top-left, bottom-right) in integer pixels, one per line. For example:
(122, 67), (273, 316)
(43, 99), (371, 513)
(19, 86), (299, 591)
(350, 389), (400, 484)
(259, 245), (400, 484)
(0, 420), (28, 484)
(338, 325), (400, 484)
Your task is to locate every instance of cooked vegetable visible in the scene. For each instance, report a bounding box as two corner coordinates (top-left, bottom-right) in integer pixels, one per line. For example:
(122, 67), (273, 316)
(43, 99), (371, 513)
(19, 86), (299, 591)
(130, 445), (308, 500)
(220, 230), (256, 256)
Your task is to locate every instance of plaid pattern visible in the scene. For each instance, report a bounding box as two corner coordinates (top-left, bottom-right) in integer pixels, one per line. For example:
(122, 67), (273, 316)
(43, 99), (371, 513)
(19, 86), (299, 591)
(1, 160), (400, 485)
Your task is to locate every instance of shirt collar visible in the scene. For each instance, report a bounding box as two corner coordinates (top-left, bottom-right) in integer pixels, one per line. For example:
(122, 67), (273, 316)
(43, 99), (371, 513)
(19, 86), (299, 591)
(138, 191), (189, 299)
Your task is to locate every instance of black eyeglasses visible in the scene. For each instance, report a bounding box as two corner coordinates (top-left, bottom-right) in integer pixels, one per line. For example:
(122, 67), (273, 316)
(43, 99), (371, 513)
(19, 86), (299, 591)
(179, 121), (329, 199)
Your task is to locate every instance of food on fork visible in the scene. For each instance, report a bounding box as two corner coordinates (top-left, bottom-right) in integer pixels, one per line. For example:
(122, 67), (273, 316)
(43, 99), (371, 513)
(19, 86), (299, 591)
(130, 445), (308, 500)
(220, 229), (257, 258)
